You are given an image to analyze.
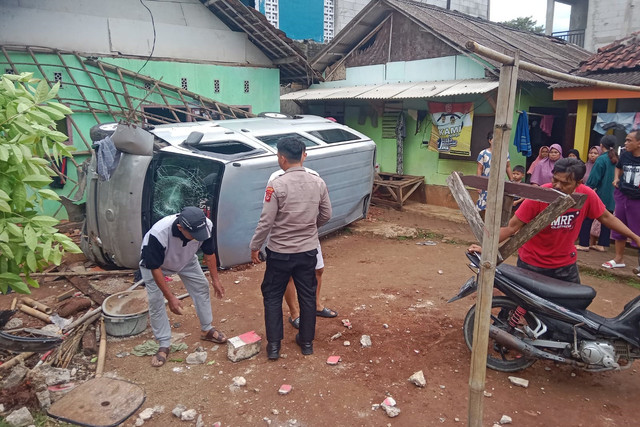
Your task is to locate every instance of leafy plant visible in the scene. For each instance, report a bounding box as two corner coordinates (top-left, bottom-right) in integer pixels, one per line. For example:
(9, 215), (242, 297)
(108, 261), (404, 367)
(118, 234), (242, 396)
(0, 72), (81, 294)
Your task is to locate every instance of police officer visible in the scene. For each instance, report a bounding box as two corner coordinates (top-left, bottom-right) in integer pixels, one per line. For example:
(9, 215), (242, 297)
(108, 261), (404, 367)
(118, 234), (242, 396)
(250, 137), (332, 359)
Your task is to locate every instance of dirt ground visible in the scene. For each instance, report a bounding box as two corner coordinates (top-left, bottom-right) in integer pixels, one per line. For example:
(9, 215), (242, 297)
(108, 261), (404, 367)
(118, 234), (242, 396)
(3, 205), (640, 426)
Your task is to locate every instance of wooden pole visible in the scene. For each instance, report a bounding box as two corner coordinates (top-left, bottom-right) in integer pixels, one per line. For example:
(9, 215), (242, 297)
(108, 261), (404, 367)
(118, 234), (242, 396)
(0, 352), (36, 371)
(466, 41), (640, 92)
(24, 269), (137, 278)
(468, 52), (520, 427)
(96, 318), (107, 378)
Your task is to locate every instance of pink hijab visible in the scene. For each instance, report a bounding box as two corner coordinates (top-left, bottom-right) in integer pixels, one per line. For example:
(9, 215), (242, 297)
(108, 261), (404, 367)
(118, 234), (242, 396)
(527, 145), (549, 175)
(583, 146), (601, 182)
(530, 144), (563, 185)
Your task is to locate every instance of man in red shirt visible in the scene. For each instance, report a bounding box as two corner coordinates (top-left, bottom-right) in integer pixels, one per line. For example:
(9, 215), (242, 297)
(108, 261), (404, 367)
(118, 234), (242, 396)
(471, 158), (640, 283)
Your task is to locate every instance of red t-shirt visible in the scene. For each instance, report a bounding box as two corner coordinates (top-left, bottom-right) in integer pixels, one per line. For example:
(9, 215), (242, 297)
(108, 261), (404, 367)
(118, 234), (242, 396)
(515, 183), (605, 268)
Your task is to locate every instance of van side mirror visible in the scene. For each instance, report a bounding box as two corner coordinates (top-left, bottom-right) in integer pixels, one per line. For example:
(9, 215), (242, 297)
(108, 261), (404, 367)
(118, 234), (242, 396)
(183, 131), (204, 145)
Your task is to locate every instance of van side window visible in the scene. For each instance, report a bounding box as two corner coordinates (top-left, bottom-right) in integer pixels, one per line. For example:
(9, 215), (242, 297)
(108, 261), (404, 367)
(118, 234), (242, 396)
(196, 140), (255, 155)
(257, 133), (318, 149)
(308, 129), (361, 144)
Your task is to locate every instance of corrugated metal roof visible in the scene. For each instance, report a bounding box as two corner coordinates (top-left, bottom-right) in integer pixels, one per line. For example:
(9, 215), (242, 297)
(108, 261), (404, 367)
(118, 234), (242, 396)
(311, 0), (591, 84)
(281, 79), (498, 101)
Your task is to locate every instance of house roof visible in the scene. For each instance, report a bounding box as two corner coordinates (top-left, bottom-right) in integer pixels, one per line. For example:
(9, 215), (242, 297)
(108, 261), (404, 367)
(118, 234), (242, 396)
(280, 78), (498, 100)
(575, 31), (640, 74)
(311, 0), (591, 83)
(199, 0), (320, 83)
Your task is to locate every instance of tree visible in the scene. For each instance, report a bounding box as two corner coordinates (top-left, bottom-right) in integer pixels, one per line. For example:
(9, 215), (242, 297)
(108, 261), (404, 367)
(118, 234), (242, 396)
(500, 16), (545, 34)
(0, 72), (81, 294)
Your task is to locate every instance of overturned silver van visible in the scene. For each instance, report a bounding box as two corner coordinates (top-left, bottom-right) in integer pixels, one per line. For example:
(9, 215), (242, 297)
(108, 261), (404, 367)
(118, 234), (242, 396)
(81, 115), (376, 269)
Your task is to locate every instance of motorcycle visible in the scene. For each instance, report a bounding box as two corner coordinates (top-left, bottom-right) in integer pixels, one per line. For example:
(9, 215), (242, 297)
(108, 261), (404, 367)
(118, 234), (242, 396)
(449, 251), (640, 372)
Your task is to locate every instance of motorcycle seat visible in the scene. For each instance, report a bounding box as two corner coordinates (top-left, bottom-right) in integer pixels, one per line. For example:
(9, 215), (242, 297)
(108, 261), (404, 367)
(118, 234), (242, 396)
(497, 264), (596, 310)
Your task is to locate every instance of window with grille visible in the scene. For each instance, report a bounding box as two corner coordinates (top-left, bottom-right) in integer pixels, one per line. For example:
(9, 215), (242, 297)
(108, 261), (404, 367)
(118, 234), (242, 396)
(181, 78), (188, 90)
(244, 80), (250, 93)
(214, 79), (220, 93)
(54, 72), (63, 87)
(144, 82), (152, 90)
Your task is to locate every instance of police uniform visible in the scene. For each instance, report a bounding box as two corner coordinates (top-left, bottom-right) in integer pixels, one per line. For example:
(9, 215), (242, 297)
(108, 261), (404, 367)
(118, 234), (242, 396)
(250, 166), (331, 347)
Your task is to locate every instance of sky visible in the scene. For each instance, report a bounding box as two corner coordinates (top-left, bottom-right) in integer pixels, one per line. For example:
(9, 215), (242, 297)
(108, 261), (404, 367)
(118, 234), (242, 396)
(489, 0), (571, 32)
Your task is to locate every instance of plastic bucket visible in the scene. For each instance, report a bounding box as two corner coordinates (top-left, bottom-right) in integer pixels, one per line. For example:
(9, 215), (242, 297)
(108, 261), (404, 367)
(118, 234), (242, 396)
(103, 312), (149, 337)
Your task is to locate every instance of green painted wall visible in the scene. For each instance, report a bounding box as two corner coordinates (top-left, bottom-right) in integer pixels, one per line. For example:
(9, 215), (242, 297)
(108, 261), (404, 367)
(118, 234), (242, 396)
(1, 53), (280, 218)
(333, 86), (565, 187)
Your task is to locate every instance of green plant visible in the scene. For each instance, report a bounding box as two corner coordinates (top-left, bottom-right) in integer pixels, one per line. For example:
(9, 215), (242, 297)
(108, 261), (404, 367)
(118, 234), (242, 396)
(0, 72), (81, 294)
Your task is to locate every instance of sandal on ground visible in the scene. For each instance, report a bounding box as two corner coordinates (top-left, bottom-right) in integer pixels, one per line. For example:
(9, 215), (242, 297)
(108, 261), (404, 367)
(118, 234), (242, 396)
(633, 266), (640, 276)
(151, 347), (169, 368)
(589, 245), (606, 252)
(602, 260), (626, 269)
(288, 316), (300, 329)
(316, 307), (338, 318)
(575, 245), (589, 252)
(201, 328), (227, 344)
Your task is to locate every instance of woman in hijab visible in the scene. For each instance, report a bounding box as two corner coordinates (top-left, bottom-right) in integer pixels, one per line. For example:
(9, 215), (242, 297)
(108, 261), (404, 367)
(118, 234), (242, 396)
(527, 145), (549, 177)
(530, 143), (562, 185)
(583, 145), (601, 182)
(576, 136), (618, 251)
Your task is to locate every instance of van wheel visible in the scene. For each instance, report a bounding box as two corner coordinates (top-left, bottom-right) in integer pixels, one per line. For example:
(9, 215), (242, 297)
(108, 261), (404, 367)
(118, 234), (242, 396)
(90, 123), (119, 142)
(257, 112), (293, 119)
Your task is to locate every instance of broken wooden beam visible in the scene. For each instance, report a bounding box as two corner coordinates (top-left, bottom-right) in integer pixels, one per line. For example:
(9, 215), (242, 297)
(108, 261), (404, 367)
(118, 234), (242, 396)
(446, 172), (485, 245)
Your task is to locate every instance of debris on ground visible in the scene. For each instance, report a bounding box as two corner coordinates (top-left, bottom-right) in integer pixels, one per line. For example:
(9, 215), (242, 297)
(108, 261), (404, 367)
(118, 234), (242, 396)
(330, 332), (342, 341)
(132, 340), (187, 356)
(172, 404), (186, 418)
(227, 330), (262, 362)
(360, 335), (372, 348)
(232, 376), (247, 387)
(5, 406), (34, 427)
(279, 384), (292, 395)
(341, 319), (352, 329)
(508, 376), (529, 388)
(327, 356), (341, 365)
(186, 351), (207, 365)
(408, 370), (426, 387)
(181, 408), (197, 421)
(500, 414), (513, 424)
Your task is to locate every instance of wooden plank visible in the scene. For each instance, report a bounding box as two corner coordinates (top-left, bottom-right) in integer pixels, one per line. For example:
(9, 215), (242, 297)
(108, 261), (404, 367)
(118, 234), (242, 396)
(461, 175), (586, 208)
(498, 194), (577, 261)
(468, 51), (520, 427)
(501, 195), (514, 227)
(446, 172), (485, 245)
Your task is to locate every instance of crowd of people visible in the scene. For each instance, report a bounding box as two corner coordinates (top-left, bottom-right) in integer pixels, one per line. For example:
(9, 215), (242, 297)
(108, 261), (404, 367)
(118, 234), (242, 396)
(474, 128), (640, 283)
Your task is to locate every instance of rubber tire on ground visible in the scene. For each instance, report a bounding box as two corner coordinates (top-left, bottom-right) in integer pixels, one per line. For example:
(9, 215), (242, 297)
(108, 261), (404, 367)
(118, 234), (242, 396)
(462, 296), (537, 372)
(89, 123), (118, 142)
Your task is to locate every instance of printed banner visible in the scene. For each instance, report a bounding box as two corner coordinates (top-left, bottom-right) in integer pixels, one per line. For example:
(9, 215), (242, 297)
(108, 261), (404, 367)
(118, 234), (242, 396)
(428, 102), (473, 156)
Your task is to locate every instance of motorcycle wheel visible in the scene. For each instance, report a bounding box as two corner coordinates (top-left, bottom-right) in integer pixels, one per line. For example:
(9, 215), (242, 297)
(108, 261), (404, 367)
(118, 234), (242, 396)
(463, 296), (537, 372)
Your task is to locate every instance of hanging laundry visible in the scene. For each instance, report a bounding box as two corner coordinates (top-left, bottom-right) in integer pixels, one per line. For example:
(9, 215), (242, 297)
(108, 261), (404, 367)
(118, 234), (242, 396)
(514, 111), (532, 157)
(540, 115), (554, 136)
(593, 112), (636, 134)
(634, 112), (640, 129)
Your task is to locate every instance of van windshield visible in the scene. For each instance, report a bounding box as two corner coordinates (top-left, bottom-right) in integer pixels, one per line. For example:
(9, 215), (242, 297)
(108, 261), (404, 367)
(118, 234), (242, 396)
(308, 129), (361, 144)
(257, 133), (318, 149)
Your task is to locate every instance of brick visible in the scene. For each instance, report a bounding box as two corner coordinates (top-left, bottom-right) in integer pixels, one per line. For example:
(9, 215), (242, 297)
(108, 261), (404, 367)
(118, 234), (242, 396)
(278, 384), (292, 395)
(326, 355), (341, 365)
(227, 330), (262, 362)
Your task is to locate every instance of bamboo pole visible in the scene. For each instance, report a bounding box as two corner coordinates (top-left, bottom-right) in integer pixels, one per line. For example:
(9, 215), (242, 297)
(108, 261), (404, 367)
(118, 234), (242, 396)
(63, 307), (102, 333)
(10, 297), (17, 310)
(18, 304), (52, 323)
(466, 41), (640, 92)
(23, 270), (136, 278)
(21, 297), (53, 314)
(96, 318), (107, 378)
(467, 52), (520, 427)
(0, 352), (36, 372)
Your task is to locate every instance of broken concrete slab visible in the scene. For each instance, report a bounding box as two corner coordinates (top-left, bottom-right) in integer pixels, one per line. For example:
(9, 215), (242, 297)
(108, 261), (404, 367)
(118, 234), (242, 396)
(408, 370), (426, 388)
(508, 376), (529, 388)
(186, 351), (207, 365)
(227, 331), (262, 362)
(5, 406), (34, 427)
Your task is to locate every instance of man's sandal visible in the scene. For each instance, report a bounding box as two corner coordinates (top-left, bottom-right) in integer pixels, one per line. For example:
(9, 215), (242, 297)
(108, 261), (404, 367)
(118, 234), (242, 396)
(201, 328), (227, 344)
(151, 347), (169, 368)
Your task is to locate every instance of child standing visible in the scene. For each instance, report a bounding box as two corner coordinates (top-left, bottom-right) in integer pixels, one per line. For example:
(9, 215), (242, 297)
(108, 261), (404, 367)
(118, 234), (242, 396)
(511, 165), (526, 211)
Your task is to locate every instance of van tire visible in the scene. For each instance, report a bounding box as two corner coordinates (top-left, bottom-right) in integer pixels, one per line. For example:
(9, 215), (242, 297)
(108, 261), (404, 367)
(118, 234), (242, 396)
(258, 112), (293, 119)
(90, 123), (119, 142)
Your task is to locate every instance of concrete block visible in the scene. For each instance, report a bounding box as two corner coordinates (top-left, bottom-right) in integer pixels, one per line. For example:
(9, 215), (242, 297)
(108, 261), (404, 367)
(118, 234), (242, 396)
(227, 330), (262, 362)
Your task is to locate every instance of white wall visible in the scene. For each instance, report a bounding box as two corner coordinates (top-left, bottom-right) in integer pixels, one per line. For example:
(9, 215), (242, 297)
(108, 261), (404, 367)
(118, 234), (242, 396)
(585, 0), (640, 51)
(334, 0), (489, 35)
(0, 0), (272, 66)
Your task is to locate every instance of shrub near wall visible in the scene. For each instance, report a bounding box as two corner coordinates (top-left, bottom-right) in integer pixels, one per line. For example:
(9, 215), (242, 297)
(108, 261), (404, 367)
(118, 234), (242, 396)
(0, 73), (81, 293)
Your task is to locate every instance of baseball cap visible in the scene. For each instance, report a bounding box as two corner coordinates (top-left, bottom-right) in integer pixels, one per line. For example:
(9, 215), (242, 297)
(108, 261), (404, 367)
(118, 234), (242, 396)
(178, 207), (210, 241)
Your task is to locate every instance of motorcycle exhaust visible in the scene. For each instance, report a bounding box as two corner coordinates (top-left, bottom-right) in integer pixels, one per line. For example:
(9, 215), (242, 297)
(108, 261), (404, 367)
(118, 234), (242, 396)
(489, 325), (581, 366)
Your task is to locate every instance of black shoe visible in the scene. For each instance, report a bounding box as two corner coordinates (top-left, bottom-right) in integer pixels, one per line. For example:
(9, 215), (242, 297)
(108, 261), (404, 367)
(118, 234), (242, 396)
(267, 341), (280, 360)
(295, 333), (313, 355)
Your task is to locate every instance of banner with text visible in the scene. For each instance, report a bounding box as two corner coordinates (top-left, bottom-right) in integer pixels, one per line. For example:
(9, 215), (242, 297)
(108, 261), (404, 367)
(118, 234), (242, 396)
(428, 102), (473, 156)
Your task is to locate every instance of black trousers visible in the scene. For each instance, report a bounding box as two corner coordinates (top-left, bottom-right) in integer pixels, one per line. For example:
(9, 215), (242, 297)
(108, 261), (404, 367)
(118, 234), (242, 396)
(261, 248), (318, 343)
(577, 212), (612, 248)
(517, 258), (581, 284)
